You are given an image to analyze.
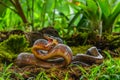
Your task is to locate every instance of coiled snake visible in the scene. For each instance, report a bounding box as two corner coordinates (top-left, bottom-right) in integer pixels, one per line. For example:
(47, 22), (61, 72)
(15, 34), (103, 68)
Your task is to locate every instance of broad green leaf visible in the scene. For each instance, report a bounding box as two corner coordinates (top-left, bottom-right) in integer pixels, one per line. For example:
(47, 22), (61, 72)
(45, 0), (55, 12)
(103, 2), (120, 31)
(86, 0), (98, 15)
(78, 1), (99, 21)
(68, 10), (81, 27)
(0, 0), (12, 16)
(98, 0), (111, 19)
(56, 0), (70, 15)
(78, 3), (90, 19)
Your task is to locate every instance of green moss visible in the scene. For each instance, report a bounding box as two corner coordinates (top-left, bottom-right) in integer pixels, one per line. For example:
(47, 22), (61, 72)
(104, 33), (120, 49)
(0, 35), (29, 62)
(71, 45), (92, 55)
(0, 48), (14, 62)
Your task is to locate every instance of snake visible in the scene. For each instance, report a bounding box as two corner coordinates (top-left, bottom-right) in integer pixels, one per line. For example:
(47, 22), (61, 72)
(15, 34), (103, 68)
(15, 34), (73, 68)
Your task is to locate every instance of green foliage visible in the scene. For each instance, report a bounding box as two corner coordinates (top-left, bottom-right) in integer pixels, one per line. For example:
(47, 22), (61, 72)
(0, 0), (71, 32)
(12, 73), (24, 80)
(69, 0), (120, 35)
(35, 71), (50, 80)
(69, 0), (102, 32)
(0, 35), (29, 54)
(0, 48), (14, 62)
(79, 51), (120, 80)
(0, 35), (29, 62)
(0, 63), (24, 80)
(0, 0), (10, 16)
(0, 0), (120, 38)
(98, 0), (120, 33)
(71, 45), (92, 55)
(0, 52), (120, 79)
(0, 9), (23, 31)
(0, 63), (13, 80)
(64, 72), (69, 80)
(103, 33), (120, 49)
(113, 15), (120, 33)
(98, 58), (120, 80)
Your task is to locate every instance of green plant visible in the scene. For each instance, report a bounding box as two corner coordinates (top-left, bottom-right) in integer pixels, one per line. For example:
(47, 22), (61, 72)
(79, 51), (120, 80)
(113, 15), (120, 33)
(0, 35), (29, 62)
(69, 0), (120, 35)
(0, 35), (28, 54)
(0, 0), (71, 32)
(98, 0), (120, 33)
(64, 72), (69, 80)
(0, 48), (14, 62)
(12, 72), (24, 80)
(36, 71), (50, 80)
(0, 63), (13, 80)
(79, 65), (102, 80)
(98, 54), (120, 80)
(0, 0), (120, 37)
(69, 0), (102, 32)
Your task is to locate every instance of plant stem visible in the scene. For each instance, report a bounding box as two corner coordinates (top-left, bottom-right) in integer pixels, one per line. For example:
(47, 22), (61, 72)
(0, 1), (17, 13)
(52, 0), (56, 26)
(10, 0), (28, 24)
(31, 0), (34, 30)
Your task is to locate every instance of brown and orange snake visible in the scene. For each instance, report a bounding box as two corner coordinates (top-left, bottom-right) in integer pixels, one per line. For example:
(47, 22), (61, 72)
(15, 34), (103, 68)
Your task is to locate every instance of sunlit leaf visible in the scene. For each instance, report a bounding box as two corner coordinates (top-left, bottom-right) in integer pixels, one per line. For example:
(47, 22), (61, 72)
(98, 0), (111, 19)
(86, 0), (98, 15)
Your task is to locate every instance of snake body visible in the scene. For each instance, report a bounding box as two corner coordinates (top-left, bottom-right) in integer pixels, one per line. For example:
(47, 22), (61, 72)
(15, 38), (73, 68)
(15, 35), (103, 68)
(31, 39), (73, 67)
(72, 47), (103, 65)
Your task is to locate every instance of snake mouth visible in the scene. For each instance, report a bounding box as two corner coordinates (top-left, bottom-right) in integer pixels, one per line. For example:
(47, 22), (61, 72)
(44, 34), (58, 47)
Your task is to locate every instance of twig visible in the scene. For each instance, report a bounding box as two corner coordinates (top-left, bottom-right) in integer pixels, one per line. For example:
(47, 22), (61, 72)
(31, 0), (34, 30)
(10, 0), (28, 23)
(0, 1), (18, 13)
(52, 0), (56, 26)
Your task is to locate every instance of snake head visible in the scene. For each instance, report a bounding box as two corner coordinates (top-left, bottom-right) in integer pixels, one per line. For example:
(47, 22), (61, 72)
(43, 34), (63, 47)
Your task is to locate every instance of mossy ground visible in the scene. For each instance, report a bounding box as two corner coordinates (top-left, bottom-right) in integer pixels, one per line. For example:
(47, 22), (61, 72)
(0, 33), (120, 80)
(0, 35), (29, 63)
(1, 57), (120, 80)
(70, 45), (92, 55)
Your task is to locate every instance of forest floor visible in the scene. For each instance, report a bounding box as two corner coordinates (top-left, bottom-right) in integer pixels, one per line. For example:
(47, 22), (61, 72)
(0, 27), (120, 80)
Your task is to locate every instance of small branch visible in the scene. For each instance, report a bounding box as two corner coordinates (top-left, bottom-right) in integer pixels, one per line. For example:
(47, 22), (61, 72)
(52, 0), (56, 26)
(10, 0), (28, 23)
(26, 0), (30, 18)
(10, 0), (16, 6)
(31, 0), (34, 30)
(0, 1), (18, 13)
